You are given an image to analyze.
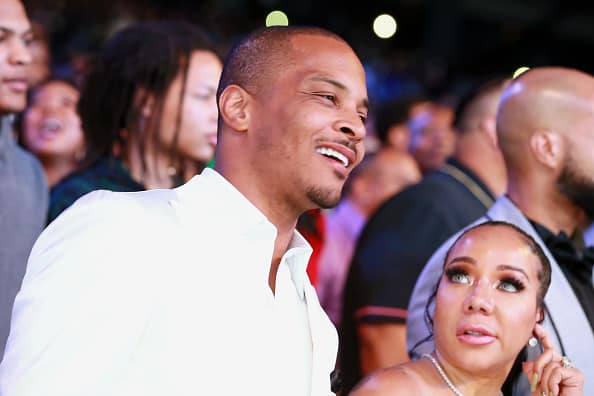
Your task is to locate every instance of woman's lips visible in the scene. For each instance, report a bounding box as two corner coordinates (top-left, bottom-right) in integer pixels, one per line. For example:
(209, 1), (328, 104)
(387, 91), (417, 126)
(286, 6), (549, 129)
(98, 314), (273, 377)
(457, 333), (496, 345)
(456, 325), (496, 345)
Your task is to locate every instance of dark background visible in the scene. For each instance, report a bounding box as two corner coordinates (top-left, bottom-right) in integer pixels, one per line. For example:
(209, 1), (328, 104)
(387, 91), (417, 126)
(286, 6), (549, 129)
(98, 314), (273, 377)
(22, 0), (594, 104)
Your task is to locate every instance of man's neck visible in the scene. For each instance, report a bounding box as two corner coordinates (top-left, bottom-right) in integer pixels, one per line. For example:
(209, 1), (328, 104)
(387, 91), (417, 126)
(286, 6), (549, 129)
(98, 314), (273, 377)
(454, 138), (506, 198)
(507, 181), (587, 235)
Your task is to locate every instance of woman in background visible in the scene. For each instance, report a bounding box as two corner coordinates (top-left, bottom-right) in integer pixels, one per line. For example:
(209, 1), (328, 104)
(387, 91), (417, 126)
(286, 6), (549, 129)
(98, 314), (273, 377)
(351, 221), (583, 396)
(49, 20), (222, 222)
(20, 78), (84, 188)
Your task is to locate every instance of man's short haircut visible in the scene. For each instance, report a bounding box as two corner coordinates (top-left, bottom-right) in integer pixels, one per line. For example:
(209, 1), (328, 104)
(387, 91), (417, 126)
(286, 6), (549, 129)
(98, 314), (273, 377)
(374, 96), (422, 145)
(216, 26), (347, 100)
(452, 77), (508, 134)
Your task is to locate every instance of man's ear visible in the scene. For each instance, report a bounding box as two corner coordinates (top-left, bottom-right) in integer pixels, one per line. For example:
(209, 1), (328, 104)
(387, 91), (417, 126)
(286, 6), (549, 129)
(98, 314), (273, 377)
(218, 85), (250, 132)
(530, 130), (564, 171)
(480, 115), (499, 150)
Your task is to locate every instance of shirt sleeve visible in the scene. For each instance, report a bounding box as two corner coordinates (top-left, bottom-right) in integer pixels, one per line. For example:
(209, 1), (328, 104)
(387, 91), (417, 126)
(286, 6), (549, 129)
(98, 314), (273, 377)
(0, 191), (159, 396)
(346, 194), (454, 325)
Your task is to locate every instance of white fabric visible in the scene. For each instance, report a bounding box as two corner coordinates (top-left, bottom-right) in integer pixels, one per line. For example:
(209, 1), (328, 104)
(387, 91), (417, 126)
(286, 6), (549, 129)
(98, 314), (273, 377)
(0, 168), (338, 396)
(274, 257), (312, 396)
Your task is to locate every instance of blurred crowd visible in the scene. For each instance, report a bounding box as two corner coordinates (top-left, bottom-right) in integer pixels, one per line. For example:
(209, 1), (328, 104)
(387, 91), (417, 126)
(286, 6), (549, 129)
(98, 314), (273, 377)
(1, 1), (594, 395)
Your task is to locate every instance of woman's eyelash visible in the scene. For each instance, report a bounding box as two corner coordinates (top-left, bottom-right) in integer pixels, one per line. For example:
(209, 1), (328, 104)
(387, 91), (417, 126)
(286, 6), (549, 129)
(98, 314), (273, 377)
(444, 267), (468, 282)
(444, 267), (526, 292)
(499, 276), (525, 292)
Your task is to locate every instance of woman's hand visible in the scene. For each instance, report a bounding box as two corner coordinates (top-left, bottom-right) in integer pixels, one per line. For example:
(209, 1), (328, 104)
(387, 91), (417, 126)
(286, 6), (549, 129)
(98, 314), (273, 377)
(522, 324), (584, 396)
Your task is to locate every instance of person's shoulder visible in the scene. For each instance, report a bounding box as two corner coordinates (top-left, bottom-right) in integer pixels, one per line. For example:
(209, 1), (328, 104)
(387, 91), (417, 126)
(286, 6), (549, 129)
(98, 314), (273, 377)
(31, 188), (180, 279)
(45, 190), (142, 238)
(350, 364), (421, 396)
(11, 143), (46, 188)
(371, 174), (455, 219)
(59, 187), (175, 225)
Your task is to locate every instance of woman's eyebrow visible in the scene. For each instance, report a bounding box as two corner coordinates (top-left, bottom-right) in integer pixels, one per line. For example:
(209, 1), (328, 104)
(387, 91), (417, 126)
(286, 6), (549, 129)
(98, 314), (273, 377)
(446, 256), (476, 266)
(497, 264), (529, 280)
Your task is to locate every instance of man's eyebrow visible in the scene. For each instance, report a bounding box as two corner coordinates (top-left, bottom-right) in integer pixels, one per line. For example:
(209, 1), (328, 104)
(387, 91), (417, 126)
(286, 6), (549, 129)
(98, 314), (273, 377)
(309, 76), (347, 90)
(308, 76), (369, 110)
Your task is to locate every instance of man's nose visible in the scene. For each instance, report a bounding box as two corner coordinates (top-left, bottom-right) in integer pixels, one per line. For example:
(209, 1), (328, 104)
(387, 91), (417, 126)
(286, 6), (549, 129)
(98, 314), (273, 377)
(8, 37), (33, 66)
(334, 111), (366, 142)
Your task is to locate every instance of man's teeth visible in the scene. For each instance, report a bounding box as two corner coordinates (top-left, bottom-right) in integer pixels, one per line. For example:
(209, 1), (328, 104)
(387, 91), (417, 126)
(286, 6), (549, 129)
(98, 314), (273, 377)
(316, 147), (349, 167)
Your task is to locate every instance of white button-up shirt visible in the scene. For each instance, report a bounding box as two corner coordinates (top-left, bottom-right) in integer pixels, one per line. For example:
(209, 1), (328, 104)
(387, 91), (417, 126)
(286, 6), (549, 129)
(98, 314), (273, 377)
(0, 169), (338, 396)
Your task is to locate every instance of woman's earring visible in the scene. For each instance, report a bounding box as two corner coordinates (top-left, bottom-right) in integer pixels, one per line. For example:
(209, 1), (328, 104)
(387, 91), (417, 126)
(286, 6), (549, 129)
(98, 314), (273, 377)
(528, 336), (538, 347)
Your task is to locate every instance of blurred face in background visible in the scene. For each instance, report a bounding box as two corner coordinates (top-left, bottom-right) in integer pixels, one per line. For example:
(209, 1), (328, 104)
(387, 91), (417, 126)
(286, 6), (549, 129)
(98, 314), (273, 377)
(408, 104), (455, 174)
(22, 80), (84, 164)
(159, 50), (222, 166)
(26, 20), (51, 88)
(0, 0), (33, 114)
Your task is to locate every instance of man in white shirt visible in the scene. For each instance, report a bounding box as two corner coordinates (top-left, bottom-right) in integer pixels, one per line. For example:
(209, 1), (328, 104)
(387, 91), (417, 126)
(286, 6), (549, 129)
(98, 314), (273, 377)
(0, 26), (369, 396)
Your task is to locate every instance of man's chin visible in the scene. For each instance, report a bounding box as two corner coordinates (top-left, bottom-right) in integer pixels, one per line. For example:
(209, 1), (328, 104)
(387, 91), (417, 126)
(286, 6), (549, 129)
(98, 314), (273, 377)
(306, 186), (342, 210)
(0, 99), (26, 115)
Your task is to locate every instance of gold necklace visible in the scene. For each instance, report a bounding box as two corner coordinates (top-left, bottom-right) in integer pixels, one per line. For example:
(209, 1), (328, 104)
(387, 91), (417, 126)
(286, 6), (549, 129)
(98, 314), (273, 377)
(440, 163), (494, 208)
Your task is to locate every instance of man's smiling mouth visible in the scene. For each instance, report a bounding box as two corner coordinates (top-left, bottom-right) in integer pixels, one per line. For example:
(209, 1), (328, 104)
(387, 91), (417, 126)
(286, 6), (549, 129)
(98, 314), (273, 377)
(315, 146), (349, 167)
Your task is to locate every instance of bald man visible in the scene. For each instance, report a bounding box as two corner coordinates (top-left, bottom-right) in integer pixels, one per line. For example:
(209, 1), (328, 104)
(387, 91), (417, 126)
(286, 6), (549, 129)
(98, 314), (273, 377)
(407, 67), (594, 395)
(0, 26), (368, 395)
(339, 78), (508, 394)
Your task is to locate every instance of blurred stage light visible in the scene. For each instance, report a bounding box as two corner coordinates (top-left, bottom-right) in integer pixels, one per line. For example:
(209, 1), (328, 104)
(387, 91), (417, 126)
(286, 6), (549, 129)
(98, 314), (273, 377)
(373, 14), (397, 39)
(266, 10), (289, 27)
(513, 66), (530, 79)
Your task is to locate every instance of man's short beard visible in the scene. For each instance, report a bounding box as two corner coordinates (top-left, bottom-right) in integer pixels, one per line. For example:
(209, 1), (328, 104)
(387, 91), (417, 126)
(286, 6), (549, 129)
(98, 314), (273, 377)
(557, 158), (594, 222)
(306, 185), (342, 209)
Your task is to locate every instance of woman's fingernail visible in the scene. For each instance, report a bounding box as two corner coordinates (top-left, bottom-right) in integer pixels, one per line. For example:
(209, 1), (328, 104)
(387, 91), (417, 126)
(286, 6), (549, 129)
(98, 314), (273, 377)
(531, 373), (538, 392)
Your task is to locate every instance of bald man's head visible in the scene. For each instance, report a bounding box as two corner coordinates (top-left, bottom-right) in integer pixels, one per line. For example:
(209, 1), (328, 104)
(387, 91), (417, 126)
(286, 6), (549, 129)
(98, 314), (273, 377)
(497, 67), (594, 221)
(497, 67), (594, 172)
(347, 148), (421, 215)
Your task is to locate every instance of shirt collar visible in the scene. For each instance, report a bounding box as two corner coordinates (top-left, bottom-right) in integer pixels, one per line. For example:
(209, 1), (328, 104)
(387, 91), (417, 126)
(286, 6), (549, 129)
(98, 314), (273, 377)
(529, 218), (586, 253)
(282, 230), (313, 299)
(175, 168), (313, 296)
(177, 168), (270, 232)
(444, 157), (496, 200)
